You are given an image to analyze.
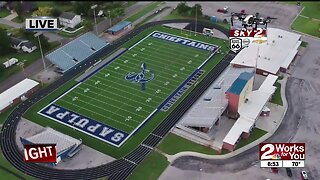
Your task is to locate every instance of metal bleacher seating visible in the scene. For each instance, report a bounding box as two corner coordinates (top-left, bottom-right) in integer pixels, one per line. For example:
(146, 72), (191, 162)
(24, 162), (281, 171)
(46, 32), (109, 73)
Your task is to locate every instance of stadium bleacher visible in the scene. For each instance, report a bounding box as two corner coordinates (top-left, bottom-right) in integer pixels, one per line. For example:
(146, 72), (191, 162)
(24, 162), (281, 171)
(46, 32), (109, 73)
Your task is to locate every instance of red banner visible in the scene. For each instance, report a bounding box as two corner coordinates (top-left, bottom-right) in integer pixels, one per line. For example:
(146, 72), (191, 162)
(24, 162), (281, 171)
(24, 144), (57, 163)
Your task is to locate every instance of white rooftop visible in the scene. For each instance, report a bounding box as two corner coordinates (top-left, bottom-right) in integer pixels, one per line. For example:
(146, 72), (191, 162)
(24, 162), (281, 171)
(179, 66), (254, 128)
(26, 127), (82, 154)
(223, 74), (277, 145)
(0, 78), (39, 112)
(230, 28), (301, 74)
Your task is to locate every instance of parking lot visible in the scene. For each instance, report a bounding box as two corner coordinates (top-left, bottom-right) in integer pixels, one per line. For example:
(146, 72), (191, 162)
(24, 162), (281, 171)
(186, 1), (301, 30)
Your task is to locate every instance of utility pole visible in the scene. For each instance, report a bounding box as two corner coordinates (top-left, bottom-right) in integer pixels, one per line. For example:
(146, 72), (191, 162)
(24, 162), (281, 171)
(34, 32), (46, 71)
(91, 4), (98, 35)
(253, 45), (259, 88)
(219, 79), (224, 127)
(108, 10), (112, 27)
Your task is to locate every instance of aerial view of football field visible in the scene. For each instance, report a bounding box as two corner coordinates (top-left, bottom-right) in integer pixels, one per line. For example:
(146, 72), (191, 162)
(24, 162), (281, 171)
(24, 25), (229, 158)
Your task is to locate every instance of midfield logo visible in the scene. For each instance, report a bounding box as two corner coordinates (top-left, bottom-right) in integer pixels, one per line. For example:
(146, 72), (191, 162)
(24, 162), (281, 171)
(125, 63), (155, 91)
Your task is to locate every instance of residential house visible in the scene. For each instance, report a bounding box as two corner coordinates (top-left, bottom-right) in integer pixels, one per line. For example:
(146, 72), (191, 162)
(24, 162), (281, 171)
(21, 41), (37, 53)
(59, 12), (82, 29)
(6, 1), (36, 13)
(0, 1), (7, 9)
(11, 37), (29, 50)
(10, 37), (37, 53)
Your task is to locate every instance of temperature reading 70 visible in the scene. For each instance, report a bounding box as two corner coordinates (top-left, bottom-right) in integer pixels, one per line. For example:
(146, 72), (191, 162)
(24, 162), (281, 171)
(292, 161), (301, 166)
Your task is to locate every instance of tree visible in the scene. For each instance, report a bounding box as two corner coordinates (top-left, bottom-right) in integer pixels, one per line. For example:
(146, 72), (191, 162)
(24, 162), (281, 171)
(0, 28), (13, 55)
(52, 8), (62, 17)
(39, 34), (50, 50)
(32, 7), (52, 17)
(83, 20), (93, 32)
(190, 4), (203, 17)
(176, 1), (190, 15)
(74, 2), (95, 17)
(15, 2), (23, 20)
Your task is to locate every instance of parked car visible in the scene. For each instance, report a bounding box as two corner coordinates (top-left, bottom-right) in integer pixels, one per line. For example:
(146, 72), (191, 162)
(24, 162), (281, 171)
(217, 8), (227, 13)
(271, 167), (278, 173)
(286, 168), (292, 177)
(301, 171), (308, 180)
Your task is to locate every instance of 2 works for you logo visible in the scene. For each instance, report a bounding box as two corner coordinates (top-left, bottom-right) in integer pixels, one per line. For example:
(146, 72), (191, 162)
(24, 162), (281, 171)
(260, 143), (305, 160)
(24, 144), (57, 163)
(25, 16), (58, 31)
(125, 63), (155, 91)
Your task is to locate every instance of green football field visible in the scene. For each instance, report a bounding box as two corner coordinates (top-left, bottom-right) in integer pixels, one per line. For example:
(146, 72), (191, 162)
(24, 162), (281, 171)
(25, 25), (229, 158)
(40, 31), (217, 146)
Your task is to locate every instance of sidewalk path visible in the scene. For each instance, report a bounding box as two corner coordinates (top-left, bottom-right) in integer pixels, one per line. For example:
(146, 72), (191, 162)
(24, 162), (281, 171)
(3, 12), (17, 21)
(0, 18), (23, 28)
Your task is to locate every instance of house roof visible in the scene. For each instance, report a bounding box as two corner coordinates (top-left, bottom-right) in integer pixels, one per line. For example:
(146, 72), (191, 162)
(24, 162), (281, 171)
(108, 21), (132, 33)
(60, 12), (77, 20)
(0, 1), (7, 7)
(10, 37), (28, 46)
(22, 41), (35, 49)
(227, 72), (253, 95)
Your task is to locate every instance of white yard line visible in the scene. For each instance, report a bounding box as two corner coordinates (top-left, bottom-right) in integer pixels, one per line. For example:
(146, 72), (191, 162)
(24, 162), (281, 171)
(103, 62), (184, 84)
(87, 77), (168, 97)
(85, 80), (162, 99)
(94, 70), (176, 92)
(97, 67), (177, 89)
(74, 86), (154, 112)
(65, 91), (149, 120)
(77, 85), (157, 109)
(58, 99), (136, 129)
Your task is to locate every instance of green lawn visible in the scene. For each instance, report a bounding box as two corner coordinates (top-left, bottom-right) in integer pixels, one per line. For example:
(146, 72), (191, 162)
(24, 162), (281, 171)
(158, 133), (228, 155)
(235, 128), (268, 150)
(34, 1), (74, 12)
(292, 16), (320, 38)
(0, 105), (18, 124)
(0, 24), (11, 30)
(0, 9), (10, 18)
(0, 153), (35, 180)
(11, 16), (24, 23)
(0, 41), (60, 84)
(271, 82), (283, 106)
(300, 41), (309, 47)
(125, 2), (163, 22)
(289, 1), (320, 37)
(126, 1), (137, 7)
(23, 25), (229, 159)
(57, 28), (85, 38)
(128, 151), (169, 180)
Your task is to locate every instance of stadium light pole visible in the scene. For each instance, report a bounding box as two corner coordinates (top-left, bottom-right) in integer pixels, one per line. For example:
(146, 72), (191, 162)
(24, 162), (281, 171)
(195, 4), (197, 36)
(91, 4), (98, 35)
(34, 32), (46, 71)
